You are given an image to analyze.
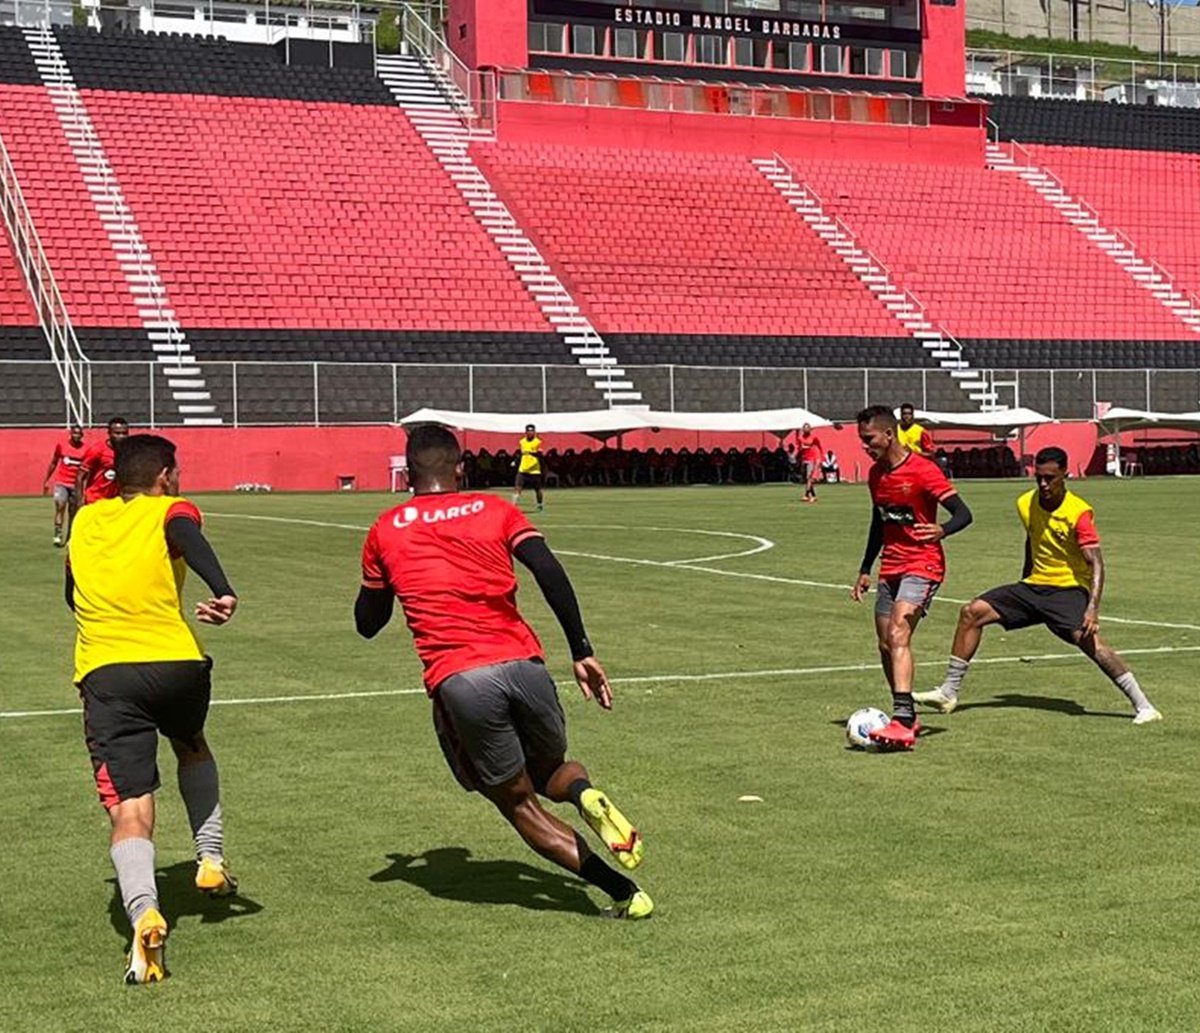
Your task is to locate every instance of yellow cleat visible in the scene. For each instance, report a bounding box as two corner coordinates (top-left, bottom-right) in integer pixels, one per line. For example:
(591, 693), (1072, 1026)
(580, 788), (644, 871)
(605, 890), (654, 921)
(195, 857), (239, 897)
(913, 687), (959, 714)
(124, 908), (168, 985)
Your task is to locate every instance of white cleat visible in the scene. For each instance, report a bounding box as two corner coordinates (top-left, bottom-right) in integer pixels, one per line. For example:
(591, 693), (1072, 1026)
(912, 687), (959, 714)
(1132, 707), (1163, 725)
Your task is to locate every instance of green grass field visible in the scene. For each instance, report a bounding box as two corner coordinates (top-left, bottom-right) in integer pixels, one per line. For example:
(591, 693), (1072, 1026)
(2, 479), (1198, 1032)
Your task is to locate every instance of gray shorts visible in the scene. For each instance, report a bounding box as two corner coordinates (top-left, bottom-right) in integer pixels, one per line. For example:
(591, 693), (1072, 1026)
(875, 575), (940, 617)
(52, 484), (76, 505)
(432, 659), (566, 792)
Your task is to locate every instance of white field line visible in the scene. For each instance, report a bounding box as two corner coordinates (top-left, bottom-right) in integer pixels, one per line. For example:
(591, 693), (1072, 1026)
(4, 645), (1198, 720)
(206, 511), (1200, 633)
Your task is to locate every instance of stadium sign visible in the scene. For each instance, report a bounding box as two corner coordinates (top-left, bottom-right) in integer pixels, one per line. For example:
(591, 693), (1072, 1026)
(532, 2), (921, 45)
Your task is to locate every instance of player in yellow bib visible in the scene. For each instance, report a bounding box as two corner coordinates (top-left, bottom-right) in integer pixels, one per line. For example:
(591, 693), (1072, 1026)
(897, 403), (934, 456)
(511, 423), (545, 511)
(915, 446), (1161, 724)
(67, 434), (241, 984)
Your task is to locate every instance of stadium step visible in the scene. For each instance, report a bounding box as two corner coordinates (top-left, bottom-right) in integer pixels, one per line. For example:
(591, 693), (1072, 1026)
(752, 156), (994, 412)
(21, 24), (222, 426)
(378, 59), (642, 408)
(988, 140), (1200, 338)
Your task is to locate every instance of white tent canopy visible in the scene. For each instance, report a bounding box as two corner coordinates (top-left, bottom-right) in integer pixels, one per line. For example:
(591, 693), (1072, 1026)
(399, 407), (831, 438)
(913, 408), (1055, 436)
(1093, 407), (1200, 436)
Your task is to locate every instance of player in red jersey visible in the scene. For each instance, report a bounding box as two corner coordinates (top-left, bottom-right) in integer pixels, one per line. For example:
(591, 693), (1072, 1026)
(354, 424), (653, 920)
(796, 422), (824, 503)
(77, 416), (130, 505)
(43, 424), (86, 546)
(851, 405), (973, 750)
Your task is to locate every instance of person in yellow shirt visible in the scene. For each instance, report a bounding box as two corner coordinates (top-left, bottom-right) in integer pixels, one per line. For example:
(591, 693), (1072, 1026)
(915, 446), (1160, 724)
(66, 434), (241, 984)
(897, 403), (934, 455)
(511, 423), (545, 511)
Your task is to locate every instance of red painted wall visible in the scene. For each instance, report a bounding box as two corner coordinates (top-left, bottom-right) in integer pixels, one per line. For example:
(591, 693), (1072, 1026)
(0, 422), (1126, 496)
(920, 0), (967, 97)
(495, 100), (984, 165)
(446, 0), (526, 70)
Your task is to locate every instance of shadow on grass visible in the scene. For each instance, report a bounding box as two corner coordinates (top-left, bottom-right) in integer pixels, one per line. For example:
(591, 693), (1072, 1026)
(369, 847), (599, 915)
(107, 861), (264, 942)
(956, 694), (1128, 719)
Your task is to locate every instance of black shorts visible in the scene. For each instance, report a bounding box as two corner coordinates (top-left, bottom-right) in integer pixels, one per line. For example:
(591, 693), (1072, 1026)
(979, 582), (1089, 643)
(515, 471), (543, 490)
(79, 658), (213, 810)
(431, 659), (567, 792)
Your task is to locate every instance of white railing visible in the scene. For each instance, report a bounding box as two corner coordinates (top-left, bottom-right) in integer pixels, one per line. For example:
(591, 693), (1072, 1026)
(0, 131), (91, 428)
(399, 1), (495, 132)
(0, 361), (1193, 428)
(967, 47), (1200, 106)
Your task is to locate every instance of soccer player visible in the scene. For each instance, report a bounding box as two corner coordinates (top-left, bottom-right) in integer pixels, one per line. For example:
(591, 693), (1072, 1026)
(915, 447), (1162, 724)
(355, 424), (652, 919)
(512, 423), (545, 511)
(76, 416), (130, 505)
(897, 403), (934, 456)
(796, 422), (823, 503)
(67, 434), (240, 984)
(43, 424), (86, 546)
(851, 405), (973, 750)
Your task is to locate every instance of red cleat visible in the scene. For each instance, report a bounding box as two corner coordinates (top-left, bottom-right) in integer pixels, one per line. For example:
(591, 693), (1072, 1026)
(868, 718), (919, 751)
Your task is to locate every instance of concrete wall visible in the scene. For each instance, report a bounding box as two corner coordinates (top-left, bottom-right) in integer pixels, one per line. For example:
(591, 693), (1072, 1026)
(969, 0), (1200, 58)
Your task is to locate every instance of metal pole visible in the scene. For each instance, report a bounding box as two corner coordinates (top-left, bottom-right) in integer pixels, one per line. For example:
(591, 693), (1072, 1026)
(468, 364), (474, 412)
(1145, 367), (1151, 410)
(541, 365), (547, 412)
(148, 362), (155, 428)
(739, 366), (745, 412)
(313, 362), (320, 426)
(669, 364), (676, 412)
(232, 361), (239, 428)
(392, 363), (398, 423)
(803, 367), (809, 410)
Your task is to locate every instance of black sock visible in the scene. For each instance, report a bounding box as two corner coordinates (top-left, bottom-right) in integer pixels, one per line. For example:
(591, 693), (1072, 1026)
(574, 833), (636, 902)
(892, 692), (916, 728)
(567, 777), (592, 810)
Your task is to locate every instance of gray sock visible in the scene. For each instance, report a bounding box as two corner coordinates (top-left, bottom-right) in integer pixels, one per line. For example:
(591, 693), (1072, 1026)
(940, 656), (971, 697)
(178, 759), (224, 862)
(110, 837), (158, 926)
(1114, 671), (1152, 712)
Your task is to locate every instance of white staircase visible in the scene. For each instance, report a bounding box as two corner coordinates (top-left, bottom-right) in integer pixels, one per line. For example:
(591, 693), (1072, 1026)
(753, 156), (1004, 411)
(378, 55), (643, 407)
(987, 139), (1200, 337)
(23, 25), (221, 425)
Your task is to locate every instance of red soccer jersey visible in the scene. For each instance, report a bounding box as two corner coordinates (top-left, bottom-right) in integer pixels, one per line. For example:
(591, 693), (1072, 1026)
(50, 438), (87, 488)
(80, 441), (118, 503)
(361, 492), (545, 692)
(798, 433), (823, 463)
(868, 452), (957, 582)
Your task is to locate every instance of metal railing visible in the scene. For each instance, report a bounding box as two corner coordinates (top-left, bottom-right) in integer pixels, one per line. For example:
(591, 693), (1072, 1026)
(967, 47), (1200, 106)
(0, 131), (91, 428)
(1, 361), (1195, 428)
(399, 1), (494, 133)
(494, 66), (967, 129)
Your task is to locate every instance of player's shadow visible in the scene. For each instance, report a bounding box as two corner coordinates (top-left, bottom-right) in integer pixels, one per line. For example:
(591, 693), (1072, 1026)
(369, 848), (599, 915)
(956, 695), (1128, 719)
(106, 861), (263, 942)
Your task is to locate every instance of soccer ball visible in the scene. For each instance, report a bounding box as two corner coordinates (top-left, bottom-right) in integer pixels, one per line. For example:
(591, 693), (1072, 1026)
(845, 707), (889, 749)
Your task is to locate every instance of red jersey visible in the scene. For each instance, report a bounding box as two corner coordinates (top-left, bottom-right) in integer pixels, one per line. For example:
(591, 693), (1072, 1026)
(79, 441), (119, 503)
(798, 433), (823, 463)
(361, 492), (545, 692)
(867, 452), (957, 582)
(50, 438), (87, 488)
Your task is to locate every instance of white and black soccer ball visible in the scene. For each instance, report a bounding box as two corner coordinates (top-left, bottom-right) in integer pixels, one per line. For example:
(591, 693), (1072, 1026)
(845, 707), (889, 749)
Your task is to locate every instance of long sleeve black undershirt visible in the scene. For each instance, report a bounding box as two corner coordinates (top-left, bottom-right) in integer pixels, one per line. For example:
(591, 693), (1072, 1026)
(166, 517), (235, 598)
(859, 495), (972, 575)
(514, 536), (593, 661)
(353, 538), (594, 660)
(859, 507), (885, 575)
(62, 516), (234, 612)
